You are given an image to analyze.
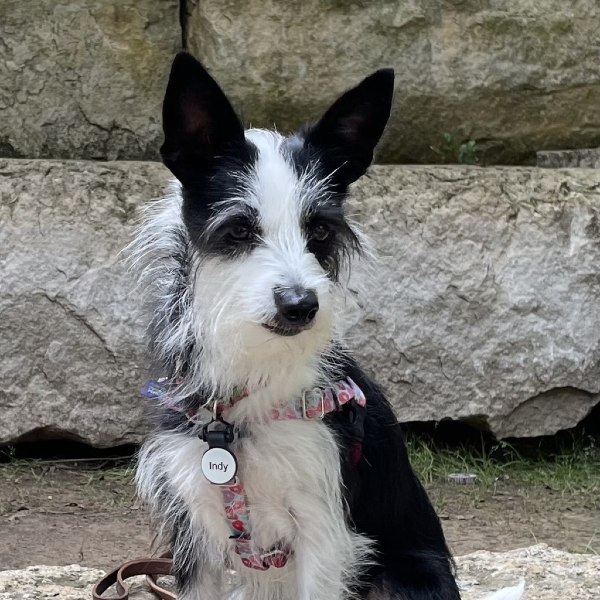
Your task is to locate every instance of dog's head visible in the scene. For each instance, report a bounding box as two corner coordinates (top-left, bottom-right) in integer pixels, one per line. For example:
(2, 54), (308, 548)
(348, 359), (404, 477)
(149, 52), (393, 393)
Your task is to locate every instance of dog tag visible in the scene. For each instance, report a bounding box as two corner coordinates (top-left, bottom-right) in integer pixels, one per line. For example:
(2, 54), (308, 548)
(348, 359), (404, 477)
(201, 447), (237, 485)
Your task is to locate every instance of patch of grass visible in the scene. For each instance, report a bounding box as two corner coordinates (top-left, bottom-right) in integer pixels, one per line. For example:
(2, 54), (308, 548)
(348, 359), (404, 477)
(0, 457), (137, 513)
(82, 462), (136, 485)
(430, 133), (480, 164)
(0, 458), (44, 481)
(407, 432), (600, 493)
(0, 457), (135, 480)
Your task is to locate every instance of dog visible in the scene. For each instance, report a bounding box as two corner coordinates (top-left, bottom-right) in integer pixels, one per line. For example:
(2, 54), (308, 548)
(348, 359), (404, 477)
(131, 52), (525, 600)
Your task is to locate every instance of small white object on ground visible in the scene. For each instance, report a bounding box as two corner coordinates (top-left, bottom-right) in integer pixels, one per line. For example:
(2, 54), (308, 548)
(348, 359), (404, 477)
(479, 580), (525, 600)
(448, 473), (478, 484)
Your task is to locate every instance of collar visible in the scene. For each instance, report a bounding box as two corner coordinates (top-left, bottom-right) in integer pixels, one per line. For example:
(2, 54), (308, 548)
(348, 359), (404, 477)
(142, 377), (366, 424)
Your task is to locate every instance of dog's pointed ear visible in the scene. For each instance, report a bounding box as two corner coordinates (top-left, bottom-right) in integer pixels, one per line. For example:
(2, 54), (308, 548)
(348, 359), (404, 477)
(304, 69), (394, 186)
(160, 52), (246, 183)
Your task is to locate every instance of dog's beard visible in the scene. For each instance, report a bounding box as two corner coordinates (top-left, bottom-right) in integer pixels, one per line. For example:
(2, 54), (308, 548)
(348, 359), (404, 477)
(188, 251), (341, 396)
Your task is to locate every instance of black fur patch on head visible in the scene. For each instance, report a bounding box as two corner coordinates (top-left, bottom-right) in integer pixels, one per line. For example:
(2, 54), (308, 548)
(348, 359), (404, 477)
(283, 136), (362, 280)
(181, 142), (261, 259)
(160, 52), (247, 185)
(301, 68), (394, 187)
(159, 51), (263, 259)
(303, 198), (361, 280)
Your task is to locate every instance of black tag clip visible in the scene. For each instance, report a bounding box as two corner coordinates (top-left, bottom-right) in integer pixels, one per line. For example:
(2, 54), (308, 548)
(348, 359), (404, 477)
(201, 418), (235, 449)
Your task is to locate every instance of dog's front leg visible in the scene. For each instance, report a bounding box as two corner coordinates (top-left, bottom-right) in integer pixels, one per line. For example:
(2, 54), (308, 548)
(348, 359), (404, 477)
(173, 552), (227, 600)
(291, 494), (363, 600)
(178, 570), (226, 600)
(294, 544), (344, 600)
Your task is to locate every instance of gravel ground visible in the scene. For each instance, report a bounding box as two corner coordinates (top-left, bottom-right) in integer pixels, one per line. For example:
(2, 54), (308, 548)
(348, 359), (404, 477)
(0, 545), (598, 600)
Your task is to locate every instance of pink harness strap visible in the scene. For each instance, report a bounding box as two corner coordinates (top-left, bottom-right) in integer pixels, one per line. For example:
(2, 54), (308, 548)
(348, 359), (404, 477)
(200, 378), (365, 421)
(221, 482), (291, 570)
(214, 378), (366, 571)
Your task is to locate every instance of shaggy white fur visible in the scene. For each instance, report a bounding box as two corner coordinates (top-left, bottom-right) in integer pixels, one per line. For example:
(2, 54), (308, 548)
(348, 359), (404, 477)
(134, 130), (372, 600)
(132, 127), (523, 600)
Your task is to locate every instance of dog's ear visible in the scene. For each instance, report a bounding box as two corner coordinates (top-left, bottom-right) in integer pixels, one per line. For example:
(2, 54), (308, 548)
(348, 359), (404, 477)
(304, 69), (394, 186)
(160, 52), (246, 183)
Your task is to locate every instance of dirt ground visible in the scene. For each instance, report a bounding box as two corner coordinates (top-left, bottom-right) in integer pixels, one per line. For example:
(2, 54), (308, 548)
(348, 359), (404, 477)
(0, 464), (597, 572)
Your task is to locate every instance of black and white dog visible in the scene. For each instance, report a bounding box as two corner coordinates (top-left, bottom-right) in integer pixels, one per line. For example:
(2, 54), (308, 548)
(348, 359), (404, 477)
(132, 52), (524, 600)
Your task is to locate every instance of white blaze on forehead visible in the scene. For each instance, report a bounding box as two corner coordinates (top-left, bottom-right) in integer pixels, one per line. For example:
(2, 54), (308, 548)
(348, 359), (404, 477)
(242, 128), (329, 293)
(244, 129), (316, 234)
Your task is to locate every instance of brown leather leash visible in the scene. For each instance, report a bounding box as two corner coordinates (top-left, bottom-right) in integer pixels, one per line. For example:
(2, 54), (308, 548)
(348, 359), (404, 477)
(92, 557), (175, 600)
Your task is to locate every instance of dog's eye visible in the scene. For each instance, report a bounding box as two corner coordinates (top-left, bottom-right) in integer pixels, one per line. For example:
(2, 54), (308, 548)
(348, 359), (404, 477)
(311, 223), (331, 242)
(227, 224), (251, 241)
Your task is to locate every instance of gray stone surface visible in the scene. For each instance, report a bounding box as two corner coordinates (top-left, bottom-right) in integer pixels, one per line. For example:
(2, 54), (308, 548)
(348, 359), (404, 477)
(0, 160), (169, 447)
(457, 545), (600, 600)
(1, 546), (597, 599)
(0, 1), (180, 160)
(0, 564), (108, 600)
(538, 148), (600, 169)
(186, 0), (600, 165)
(1, 160), (599, 446)
(349, 166), (600, 438)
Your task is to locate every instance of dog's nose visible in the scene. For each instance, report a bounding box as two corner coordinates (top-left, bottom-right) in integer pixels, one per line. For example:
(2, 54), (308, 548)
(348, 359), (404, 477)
(274, 287), (319, 326)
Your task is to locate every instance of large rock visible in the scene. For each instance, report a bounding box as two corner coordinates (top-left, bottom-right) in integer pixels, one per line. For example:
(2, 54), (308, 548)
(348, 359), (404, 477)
(1, 546), (598, 599)
(1, 160), (599, 446)
(0, 160), (169, 447)
(350, 166), (600, 437)
(0, 1), (180, 160)
(185, 0), (600, 164)
(0, 565), (108, 600)
(457, 545), (600, 600)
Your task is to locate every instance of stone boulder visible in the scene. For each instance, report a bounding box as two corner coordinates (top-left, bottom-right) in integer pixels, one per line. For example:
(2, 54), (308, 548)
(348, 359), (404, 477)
(349, 166), (600, 437)
(457, 545), (600, 600)
(0, 160), (169, 447)
(1, 546), (597, 599)
(0, 565), (107, 600)
(0, 1), (180, 160)
(0, 160), (599, 446)
(185, 0), (600, 164)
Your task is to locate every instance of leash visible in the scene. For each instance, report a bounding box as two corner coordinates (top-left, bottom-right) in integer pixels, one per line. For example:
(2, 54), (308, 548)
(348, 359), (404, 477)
(91, 557), (174, 600)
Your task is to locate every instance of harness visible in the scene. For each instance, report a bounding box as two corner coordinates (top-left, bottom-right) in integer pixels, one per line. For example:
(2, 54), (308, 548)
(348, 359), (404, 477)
(143, 378), (367, 572)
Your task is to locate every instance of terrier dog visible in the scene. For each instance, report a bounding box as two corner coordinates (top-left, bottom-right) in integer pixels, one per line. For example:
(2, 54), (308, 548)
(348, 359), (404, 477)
(131, 52), (524, 600)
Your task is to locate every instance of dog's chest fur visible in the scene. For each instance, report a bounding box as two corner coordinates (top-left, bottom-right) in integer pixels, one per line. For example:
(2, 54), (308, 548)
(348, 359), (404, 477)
(139, 413), (366, 580)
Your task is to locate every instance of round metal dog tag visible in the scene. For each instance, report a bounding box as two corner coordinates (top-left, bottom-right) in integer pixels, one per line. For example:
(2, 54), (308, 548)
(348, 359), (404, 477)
(201, 447), (237, 485)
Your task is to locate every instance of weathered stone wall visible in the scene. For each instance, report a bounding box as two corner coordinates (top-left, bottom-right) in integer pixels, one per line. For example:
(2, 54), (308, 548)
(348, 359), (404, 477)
(1, 2), (598, 164)
(0, 1), (180, 160)
(538, 148), (600, 169)
(1, 160), (598, 446)
(185, 0), (600, 164)
(349, 166), (600, 438)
